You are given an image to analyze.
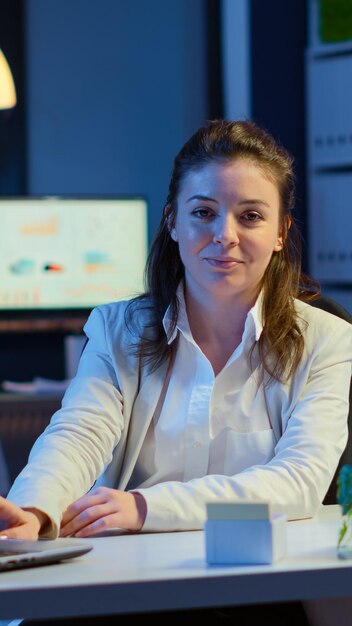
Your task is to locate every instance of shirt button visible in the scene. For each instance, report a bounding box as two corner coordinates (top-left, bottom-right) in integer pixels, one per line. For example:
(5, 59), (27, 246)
(193, 441), (202, 448)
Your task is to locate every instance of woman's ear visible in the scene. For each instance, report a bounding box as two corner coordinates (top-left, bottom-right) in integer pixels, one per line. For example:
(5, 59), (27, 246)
(274, 215), (291, 251)
(274, 237), (283, 252)
(164, 204), (177, 241)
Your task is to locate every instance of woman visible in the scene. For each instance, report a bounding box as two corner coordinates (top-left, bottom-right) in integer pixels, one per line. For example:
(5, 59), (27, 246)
(1, 119), (351, 541)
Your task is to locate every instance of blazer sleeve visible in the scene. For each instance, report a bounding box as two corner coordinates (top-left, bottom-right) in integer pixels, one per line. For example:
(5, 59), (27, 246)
(138, 318), (352, 531)
(7, 307), (125, 537)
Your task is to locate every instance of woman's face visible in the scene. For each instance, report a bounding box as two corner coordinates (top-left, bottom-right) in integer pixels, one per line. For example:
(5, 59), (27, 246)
(171, 159), (283, 307)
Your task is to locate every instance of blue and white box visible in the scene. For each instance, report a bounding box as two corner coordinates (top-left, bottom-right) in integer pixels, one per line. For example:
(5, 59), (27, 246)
(205, 501), (286, 565)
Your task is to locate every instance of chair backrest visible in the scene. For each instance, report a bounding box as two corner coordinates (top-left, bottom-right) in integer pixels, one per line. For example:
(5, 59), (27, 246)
(310, 294), (352, 504)
(310, 294), (352, 324)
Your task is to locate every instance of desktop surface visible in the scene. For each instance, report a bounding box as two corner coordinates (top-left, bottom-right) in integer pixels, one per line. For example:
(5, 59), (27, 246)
(0, 506), (351, 621)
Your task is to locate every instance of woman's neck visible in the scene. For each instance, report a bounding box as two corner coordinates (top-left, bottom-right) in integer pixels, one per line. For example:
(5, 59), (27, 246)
(184, 288), (256, 374)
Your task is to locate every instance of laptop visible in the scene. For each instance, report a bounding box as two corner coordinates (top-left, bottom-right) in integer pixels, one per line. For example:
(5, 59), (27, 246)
(0, 537), (92, 571)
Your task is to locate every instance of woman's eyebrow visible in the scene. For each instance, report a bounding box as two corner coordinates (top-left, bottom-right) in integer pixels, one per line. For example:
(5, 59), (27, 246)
(186, 194), (219, 203)
(186, 195), (271, 207)
(238, 199), (271, 207)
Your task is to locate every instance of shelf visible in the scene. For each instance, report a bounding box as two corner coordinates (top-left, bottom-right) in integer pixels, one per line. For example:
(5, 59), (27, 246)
(0, 392), (64, 403)
(307, 40), (352, 59)
(0, 317), (87, 333)
(308, 164), (352, 173)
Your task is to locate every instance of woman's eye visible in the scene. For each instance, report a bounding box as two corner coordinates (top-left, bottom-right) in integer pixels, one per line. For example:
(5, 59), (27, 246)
(193, 208), (214, 219)
(242, 211), (262, 222)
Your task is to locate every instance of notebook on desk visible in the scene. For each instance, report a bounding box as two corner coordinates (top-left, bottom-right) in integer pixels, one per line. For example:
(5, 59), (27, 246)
(0, 537), (92, 571)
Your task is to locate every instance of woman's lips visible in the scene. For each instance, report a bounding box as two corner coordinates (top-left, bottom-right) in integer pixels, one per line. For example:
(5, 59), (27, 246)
(204, 257), (244, 268)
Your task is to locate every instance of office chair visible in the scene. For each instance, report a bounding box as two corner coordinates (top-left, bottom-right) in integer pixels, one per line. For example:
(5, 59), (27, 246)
(310, 294), (352, 505)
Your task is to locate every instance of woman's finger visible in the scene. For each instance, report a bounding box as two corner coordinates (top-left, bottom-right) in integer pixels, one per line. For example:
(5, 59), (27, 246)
(0, 525), (38, 540)
(0, 497), (24, 529)
(60, 502), (114, 537)
(61, 492), (108, 527)
(74, 513), (124, 538)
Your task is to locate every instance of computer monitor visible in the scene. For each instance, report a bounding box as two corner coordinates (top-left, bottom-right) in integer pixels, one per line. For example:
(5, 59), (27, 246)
(0, 196), (148, 313)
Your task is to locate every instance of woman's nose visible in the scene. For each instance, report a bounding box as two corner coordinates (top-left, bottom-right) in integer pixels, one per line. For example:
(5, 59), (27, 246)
(213, 216), (239, 246)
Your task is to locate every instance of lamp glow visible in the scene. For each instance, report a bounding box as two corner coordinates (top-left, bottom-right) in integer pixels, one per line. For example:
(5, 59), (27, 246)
(0, 49), (16, 110)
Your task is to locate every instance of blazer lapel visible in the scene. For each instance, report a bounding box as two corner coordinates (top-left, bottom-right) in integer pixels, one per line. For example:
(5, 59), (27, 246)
(118, 360), (169, 490)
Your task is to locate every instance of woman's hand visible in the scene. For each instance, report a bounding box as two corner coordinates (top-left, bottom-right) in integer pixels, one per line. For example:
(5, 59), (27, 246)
(59, 487), (147, 538)
(0, 496), (46, 540)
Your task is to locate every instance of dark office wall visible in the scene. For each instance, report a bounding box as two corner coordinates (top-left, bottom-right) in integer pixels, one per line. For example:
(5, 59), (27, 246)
(24, 0), (208, 240)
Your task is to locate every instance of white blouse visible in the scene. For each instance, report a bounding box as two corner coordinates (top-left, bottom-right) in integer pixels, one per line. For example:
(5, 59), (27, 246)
(127, 290), (276, 490)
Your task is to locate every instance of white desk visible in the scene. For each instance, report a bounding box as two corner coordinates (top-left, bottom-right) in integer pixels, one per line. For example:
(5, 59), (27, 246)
(0, 505), (351, 621)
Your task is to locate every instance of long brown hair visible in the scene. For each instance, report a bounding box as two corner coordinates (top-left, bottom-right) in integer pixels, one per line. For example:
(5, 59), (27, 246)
(126, 119), (319, 381)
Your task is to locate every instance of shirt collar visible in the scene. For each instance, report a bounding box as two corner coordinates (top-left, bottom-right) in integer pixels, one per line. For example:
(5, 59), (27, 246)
(162, 283), (188, 345)
(162, 283), (264, 345)
(248, 290), (264, 342)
